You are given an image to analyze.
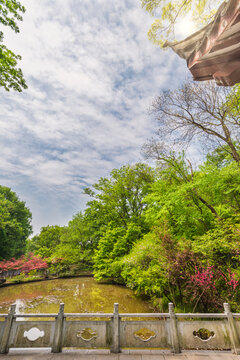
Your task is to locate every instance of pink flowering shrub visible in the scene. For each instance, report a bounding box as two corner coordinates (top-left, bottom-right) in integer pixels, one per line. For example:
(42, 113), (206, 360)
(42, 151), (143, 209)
(186, 265), (240, 311)
(0, 253), (48, 276)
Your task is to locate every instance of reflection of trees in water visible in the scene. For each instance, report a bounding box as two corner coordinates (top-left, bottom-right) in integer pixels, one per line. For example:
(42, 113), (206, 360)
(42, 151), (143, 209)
(88, 287), (107, 312)
(0, 277), (152, 315)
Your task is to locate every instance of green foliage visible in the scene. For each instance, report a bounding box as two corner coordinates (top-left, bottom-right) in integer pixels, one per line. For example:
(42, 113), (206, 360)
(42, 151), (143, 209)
(0, 185), (32, 260)
(50, 212), (96, 272)
(193, 217), (240, 268)
(108, 225), (199, 311)
(145, 154), (240, 240)
(120, 230), (169, 298)
(0, 0), (27, 91)
(205, 144), (240, 168)
(90, 163), (155, 281)
(145, 154), (214, 239)
(93, 223), (144, 281)
(8, 272), (42, 284)
(93, 227), (126, 281)
(47, 256), (71, 276)
(85, 163), (155, 229)
(8, 272), (26, 283)
(26, 225), (64, 257)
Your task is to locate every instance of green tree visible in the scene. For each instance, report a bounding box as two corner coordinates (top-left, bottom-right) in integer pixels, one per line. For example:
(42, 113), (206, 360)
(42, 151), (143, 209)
(26, 225), (64, 258)
(0, 0), (27, 91)
(144, 152), (222, 238)
(85, 163), (155, 280)
(141, 0), (219, 46)
(0, 185), (32, 259)
(85, 163), (155, 228)
(53, 212), (94, 270)
(94, 223), (143, 281)
(193, 216), (240, 269)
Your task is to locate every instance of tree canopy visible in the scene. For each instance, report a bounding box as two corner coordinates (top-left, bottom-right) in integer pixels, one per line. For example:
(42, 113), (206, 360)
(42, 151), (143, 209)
(0, 0), (27, 91)
(26, 225), (64, 258)
(0, 185), (32, 260)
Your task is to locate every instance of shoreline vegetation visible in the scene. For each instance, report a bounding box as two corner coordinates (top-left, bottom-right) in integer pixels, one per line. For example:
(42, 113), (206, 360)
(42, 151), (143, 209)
(0, 272), (93, 288)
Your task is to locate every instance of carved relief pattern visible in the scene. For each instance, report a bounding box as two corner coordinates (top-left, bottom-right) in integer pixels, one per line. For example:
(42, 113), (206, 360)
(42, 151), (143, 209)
(134, 328), (156, 342)
(76, 328), (97, 341)
(193, 328), (215, 341)
(23, 327), (45, 342)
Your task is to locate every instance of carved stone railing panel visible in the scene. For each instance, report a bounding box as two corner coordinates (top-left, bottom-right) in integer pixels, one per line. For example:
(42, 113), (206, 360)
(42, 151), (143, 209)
(120, 320), (170, 348)
(63, 321), (110, 348)
(177, 320), (231, 350)
(8, 321), (54, 348)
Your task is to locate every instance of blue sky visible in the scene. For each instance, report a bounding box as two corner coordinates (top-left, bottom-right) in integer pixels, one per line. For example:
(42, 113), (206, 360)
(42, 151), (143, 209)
(1, 0), (193, 234)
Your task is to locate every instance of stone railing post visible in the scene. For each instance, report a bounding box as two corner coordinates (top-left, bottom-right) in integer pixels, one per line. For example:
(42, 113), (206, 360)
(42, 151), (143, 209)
(111, 303), (120, 353)
(169, 303), (181, 353)
(52, 303), (64, 353)
(0, 303), (16, 354)
(224, 303), (240, 354)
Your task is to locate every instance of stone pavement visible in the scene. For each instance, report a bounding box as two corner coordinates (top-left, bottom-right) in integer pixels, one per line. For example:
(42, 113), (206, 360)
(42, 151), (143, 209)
(0, 350), (240, 360)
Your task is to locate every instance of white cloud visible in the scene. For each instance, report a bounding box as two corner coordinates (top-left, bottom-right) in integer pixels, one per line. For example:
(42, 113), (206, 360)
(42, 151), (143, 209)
(0, 0), (189, 233)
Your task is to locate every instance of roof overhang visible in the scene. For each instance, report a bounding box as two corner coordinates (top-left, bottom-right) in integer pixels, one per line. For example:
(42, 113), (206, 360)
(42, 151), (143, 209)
(165, 0), (240, 86)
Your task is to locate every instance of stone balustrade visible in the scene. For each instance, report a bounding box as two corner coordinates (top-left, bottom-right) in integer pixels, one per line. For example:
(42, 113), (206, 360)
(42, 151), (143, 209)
(0, 303), (240, 354)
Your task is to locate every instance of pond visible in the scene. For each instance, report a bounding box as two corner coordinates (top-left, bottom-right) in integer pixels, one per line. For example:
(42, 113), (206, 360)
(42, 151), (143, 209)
(0, 277), (152, 315)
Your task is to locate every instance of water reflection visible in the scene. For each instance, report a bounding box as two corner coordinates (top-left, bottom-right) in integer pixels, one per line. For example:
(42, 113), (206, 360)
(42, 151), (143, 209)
(0, 277), (152, 314)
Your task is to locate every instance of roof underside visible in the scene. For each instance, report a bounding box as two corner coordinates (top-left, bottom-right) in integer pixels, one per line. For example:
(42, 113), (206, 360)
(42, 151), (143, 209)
(166, 0), (240, 86)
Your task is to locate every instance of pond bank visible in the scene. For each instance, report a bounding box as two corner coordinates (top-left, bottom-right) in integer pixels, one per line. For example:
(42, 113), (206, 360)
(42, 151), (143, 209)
(0, 272), (93, 288)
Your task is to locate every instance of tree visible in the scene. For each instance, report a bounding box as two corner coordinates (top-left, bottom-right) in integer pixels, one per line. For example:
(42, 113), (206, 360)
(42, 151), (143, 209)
(84, 163), (155, 231)
(85, 163), (155, 280)
(26, 225), (64, 258)
(140, 0), (220, 46)
(0, 185), (32, 260)
(52, 212), (95, 269)
(144, 147), (240, 235)
(0, 0), (27, 91)
(143, 152), (221, 239)
(145, 81), (240, 163)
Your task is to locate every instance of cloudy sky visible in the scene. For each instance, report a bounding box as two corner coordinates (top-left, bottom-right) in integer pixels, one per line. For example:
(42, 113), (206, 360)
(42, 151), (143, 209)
(1, 0), (193, 234)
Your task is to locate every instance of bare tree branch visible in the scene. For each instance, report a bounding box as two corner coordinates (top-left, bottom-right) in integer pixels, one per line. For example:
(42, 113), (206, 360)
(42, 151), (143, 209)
(147, 81), (240, 163)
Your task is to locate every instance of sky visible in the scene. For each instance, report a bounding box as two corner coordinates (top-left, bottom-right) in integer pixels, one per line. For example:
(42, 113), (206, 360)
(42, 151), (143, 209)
(0, 0), (194, 234)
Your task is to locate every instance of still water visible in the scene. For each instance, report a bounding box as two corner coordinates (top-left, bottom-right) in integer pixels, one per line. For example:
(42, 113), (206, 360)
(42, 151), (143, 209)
(0, 277), (152, 314)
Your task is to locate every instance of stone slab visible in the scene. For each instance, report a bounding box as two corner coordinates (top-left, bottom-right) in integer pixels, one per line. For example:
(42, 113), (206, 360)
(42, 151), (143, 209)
(142, 355), (165, 360)
(0, 350), (239, 360)
(118, 355), (142, 360)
